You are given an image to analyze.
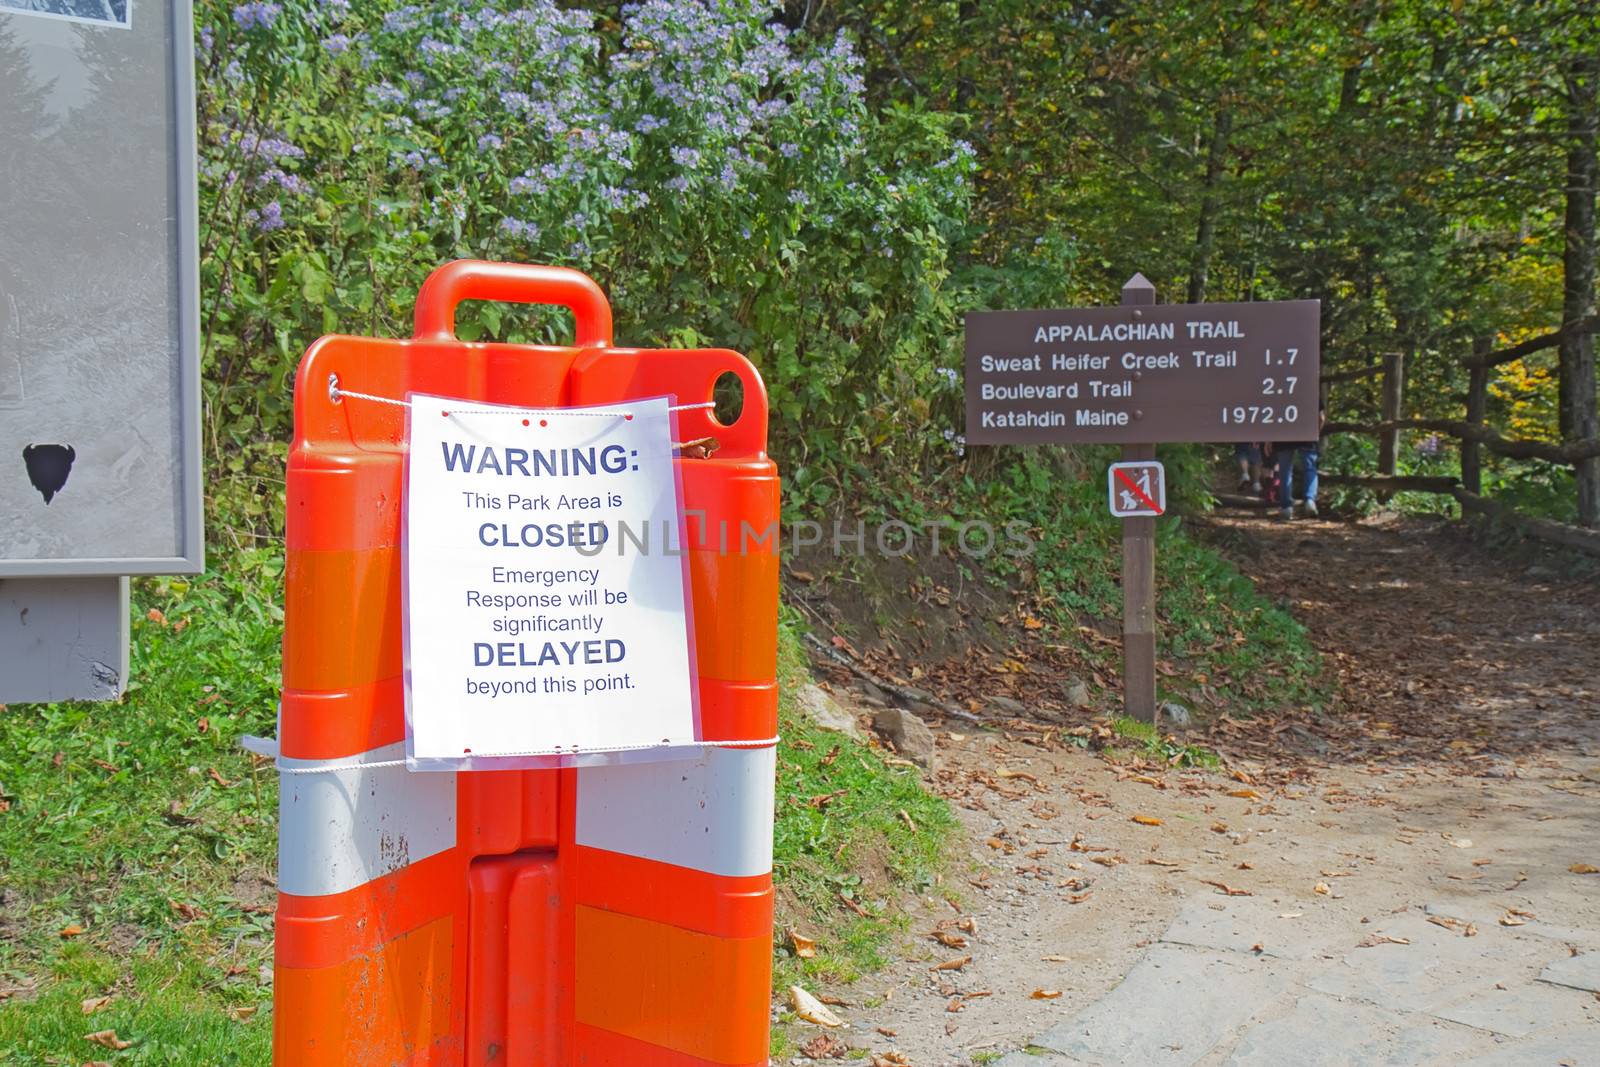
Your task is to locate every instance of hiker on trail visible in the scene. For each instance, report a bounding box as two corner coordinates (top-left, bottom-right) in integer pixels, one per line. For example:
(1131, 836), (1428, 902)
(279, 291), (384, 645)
(1234, 442), (1263, 494)
(1270, 401), (1326, 519)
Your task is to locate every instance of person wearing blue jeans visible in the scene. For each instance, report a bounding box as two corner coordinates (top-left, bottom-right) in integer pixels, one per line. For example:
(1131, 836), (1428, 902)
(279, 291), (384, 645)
(1274, 441), (1319, 518)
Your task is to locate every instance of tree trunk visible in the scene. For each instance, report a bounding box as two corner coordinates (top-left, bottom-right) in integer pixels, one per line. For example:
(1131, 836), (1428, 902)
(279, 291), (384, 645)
(1187, 106), (1233, 304)
(1462, 336), (1491, 496)
(1561, 53), (1600, 525)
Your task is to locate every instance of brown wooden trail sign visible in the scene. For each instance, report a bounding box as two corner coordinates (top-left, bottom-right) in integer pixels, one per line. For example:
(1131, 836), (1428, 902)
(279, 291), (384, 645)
(964, 275), (1322, 723)
(964, 279), (1320, 445)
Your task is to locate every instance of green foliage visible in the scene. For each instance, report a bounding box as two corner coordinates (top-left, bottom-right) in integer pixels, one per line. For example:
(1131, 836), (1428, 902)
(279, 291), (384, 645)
(195, 0), (981, 535)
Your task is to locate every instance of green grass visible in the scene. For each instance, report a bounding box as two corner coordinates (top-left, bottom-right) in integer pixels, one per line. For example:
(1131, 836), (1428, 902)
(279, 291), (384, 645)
(0, 554), (956, 1063)
(769, 615), (958, 1033)
(0, 945), (271, 1065)
(0, 551), (283, 1065)
(1105, 715), (1220, 769)
(874, 448), (1330, 719)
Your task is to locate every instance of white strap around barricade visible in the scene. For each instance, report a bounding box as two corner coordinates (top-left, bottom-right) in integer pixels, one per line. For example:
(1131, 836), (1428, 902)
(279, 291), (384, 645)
(242, 735), (782, 774)
(328, 374), (716, 447)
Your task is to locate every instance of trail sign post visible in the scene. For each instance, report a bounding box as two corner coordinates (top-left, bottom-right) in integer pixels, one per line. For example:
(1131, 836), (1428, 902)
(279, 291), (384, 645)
(964, 275), (1320, 723)
(1117, 277), (1159, 724)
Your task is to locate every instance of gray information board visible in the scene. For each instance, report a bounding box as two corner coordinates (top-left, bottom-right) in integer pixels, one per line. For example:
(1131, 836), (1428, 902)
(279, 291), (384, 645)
(0, 0), (202, 576)
(965, 299), (1321, 445)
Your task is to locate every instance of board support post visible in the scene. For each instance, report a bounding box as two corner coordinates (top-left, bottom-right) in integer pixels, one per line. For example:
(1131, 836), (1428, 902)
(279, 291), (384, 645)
(1120, 274), (1158, 724)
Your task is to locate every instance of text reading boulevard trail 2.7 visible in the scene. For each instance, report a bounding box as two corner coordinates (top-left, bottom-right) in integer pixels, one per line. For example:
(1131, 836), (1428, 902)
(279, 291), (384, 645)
(964, 299), (1320, 445)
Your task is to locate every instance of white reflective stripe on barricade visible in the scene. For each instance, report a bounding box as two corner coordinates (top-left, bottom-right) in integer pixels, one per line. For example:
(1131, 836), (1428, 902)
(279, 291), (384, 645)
(277, 740), (457, 897)
(575, 745), (775, 878)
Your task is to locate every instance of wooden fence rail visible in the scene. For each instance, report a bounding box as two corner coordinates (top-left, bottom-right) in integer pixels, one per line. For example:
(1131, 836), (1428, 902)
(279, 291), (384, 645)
(1320, 317), (1600, 555)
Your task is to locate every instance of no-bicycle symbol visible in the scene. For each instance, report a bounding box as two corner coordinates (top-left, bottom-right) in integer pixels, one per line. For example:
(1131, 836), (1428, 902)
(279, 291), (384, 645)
(1108, 461), (1165, 518)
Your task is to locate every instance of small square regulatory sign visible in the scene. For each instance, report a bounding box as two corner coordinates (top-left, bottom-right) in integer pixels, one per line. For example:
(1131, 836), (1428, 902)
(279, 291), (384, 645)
(1108, 461), (1165, 518)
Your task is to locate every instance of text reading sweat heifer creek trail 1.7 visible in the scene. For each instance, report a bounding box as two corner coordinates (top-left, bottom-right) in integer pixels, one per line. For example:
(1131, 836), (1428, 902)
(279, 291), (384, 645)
(404, 394), (697, 763)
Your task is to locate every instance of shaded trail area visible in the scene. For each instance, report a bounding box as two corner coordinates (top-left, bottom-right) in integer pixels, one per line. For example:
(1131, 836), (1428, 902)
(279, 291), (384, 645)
(1203, 511), (1600, 767)
(798, 514), (1600, 1067)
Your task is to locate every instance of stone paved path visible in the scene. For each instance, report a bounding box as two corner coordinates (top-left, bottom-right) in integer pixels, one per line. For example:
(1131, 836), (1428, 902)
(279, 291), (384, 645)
(997, 889), (1600, 1066)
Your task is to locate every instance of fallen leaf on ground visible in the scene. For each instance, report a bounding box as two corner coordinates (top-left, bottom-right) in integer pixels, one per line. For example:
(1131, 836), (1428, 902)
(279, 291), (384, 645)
(227, 1005), (258, 1021)
(1066, 892), (1092, 904)
(1040, 954), (1070, 962)
(875, 1027), (897, 1037)
(930, 931), (968, 948)
(1356, 934), (1411, 947)
(1570, 863), (1599, 875)
(1131, 815), (1162, 826)
(1314, 882), (1331, 895)
(930, 956), (971, 972)
(1227, 789), (1263, 800)
(838, 893), (868, 917)
(998, 769), (1041, 786)
(1202, 880), (1252, 896)
(789, 930), (817, 959)
(800, 1033), (849, 1059)
(1498, 912), (1526, 927)
(84, 1030), (132, 1050)
(59, 924), (85, 939)
(81, 996), (112, 1014)
(817, 993), (850, 1006)
(1146, 858), (1180, 867)
(1030, 989), (1063, 999)
(789, 986), (844, 1027)
(871, 1053), (912, 1066)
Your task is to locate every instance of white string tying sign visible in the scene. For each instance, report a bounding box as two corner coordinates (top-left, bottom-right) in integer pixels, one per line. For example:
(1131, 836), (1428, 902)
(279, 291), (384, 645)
(327, 374), (718, 447)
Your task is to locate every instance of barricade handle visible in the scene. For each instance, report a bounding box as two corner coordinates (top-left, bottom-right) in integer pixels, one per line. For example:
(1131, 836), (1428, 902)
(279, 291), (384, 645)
(412, 260), (614, 347)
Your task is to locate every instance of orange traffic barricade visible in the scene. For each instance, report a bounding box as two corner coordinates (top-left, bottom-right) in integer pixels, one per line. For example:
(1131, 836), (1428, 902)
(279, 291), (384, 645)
(274, 260), (779, 1065)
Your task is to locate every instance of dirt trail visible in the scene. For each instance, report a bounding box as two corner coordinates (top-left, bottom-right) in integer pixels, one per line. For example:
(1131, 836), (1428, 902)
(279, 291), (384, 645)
(793, 514), (1600, 1066)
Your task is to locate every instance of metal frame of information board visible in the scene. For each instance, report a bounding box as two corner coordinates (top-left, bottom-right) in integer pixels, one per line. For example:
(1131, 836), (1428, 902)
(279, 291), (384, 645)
(0, 0), (204, 578)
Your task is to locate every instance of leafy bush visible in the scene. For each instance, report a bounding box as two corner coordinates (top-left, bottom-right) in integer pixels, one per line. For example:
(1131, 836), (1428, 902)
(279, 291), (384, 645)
(196, 0), (979, 532)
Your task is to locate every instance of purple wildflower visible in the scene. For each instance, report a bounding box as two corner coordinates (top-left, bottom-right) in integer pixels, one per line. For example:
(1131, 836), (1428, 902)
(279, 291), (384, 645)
(257, 201), (285, 232)
(232, 2), (281, 30)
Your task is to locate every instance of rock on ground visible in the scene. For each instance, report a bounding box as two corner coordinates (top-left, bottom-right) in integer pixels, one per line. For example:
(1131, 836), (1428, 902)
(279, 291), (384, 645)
(796, 683), (864, 740)
(871, 706), (936, 769)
